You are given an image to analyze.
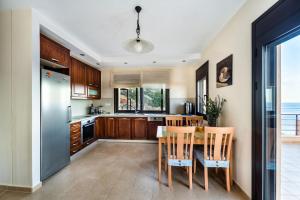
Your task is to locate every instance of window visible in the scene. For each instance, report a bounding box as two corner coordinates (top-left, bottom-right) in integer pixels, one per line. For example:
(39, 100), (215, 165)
(114, 88), (169, 113)
(197, 77), (207, 114)
(118, 88), (138, 111)
(196, 61), (209, 117)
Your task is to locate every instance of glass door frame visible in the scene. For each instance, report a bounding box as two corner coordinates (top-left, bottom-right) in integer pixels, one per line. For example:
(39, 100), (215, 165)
(252, 0), (300, 199)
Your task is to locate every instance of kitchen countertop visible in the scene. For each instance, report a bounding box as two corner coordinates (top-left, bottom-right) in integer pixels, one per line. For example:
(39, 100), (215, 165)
(70, 113), (170, 124)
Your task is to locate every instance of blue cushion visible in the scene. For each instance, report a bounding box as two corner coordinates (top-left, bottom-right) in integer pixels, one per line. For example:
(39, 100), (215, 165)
(168, 159), (192, 167)
(194, 149), (229, 168)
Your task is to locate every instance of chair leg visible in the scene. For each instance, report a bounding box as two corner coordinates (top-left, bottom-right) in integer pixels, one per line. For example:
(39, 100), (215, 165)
(189, 166), (193, 190)
(204, 167), (208, 191)
(193, 158), (196, 174)
(215, 168), (219, 174)
(168, 165), (173, 189)
(226, 168), (231, 192)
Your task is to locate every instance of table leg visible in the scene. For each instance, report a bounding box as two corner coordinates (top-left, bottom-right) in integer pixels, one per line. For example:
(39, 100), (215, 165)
(158, 138), (162, 183)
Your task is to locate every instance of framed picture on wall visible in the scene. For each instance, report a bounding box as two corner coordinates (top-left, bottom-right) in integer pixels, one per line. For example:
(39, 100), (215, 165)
(216, 54), (233, 88)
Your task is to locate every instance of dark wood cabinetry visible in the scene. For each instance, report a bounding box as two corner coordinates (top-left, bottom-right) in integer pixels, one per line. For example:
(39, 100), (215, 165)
(147, 121), (163, 140)
(117, 118), (131, 139)
(70, 122), (82, 155)
(105, 118), (116, 138)
(40, 34), (71, 67)
(86, 66), (101, 99)
(95, 117), (105, 139)
(131, 118), (148, 140)
(71, 58), (101, 99)
(86, 66), (100, 87)
(71, 58), (87, 99)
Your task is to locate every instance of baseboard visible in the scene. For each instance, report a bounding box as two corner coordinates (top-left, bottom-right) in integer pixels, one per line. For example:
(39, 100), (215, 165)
(97, 139), (158, 144)
(233, 181), (251, 200)
(0, 182), (42, 193)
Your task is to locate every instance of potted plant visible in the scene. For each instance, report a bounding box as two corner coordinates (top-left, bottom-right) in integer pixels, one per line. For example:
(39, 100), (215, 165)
(204, 95), (226, 127)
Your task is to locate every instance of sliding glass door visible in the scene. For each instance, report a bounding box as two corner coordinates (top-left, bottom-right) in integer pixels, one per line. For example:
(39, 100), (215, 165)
(252, 0), (300, 199)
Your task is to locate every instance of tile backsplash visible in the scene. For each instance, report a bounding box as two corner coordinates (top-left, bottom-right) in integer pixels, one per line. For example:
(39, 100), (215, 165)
(71, 100), (93, 117)
(93, 98), (114, 113)
(71, 97), (195, 116)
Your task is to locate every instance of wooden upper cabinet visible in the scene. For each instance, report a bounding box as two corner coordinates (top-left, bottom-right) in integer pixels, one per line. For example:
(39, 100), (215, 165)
(132, 118), (147, 140)
(40, 34), (71, 67)
(71, 58), (87, 99)
(86, 66), (101, 99)
(86, 66), (94, 87)
(117, 118), (131, 139)
(86, 66), (101, 87)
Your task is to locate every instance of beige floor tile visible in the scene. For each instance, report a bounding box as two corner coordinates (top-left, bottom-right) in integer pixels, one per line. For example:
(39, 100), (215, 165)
(0, 142), (246, 200)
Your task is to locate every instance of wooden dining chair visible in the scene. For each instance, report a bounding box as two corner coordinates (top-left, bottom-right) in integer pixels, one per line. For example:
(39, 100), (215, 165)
(166, 126), (196, 190)
(185, 115), (204, 126)
(193, 127), (234, 192)
(165, 116), (184, 126)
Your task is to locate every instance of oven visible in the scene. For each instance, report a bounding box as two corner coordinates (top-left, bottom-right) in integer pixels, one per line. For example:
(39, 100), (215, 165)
(81, 118), (95, 143)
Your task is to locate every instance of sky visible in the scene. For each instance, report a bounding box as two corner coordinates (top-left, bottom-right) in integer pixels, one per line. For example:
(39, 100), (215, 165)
(281, 34), (300, 103)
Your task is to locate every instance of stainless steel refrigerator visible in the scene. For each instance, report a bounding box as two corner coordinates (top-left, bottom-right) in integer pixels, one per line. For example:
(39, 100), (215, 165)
(41, 68), (71, 181)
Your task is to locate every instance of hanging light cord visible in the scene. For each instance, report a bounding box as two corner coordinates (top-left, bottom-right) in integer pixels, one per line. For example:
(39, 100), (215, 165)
(136, 10), (140, 40)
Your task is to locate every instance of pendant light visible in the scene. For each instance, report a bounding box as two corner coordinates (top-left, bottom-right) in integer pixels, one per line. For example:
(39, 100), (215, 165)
(124, 6), (154, 54)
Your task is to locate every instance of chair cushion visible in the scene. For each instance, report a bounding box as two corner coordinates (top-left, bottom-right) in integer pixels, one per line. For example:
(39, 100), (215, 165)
(168, 159), (192, 167)
(194, 149), (229, 168)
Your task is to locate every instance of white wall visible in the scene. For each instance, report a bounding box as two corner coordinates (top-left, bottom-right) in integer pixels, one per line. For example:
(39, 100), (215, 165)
(0, 9), (40, 188)
(195, 0), (279, 197)
(0, 10), (13, 185)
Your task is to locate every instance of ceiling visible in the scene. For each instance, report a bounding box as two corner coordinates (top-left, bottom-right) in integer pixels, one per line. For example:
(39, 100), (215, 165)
(1, 0), (247, 68)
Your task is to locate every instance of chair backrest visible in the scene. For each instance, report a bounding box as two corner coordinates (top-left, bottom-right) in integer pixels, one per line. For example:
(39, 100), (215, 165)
(166, 126), (195, 160)
(166, 116), (183, 126)
(185, 115), (203, 126)
(204, 127), (234, 161)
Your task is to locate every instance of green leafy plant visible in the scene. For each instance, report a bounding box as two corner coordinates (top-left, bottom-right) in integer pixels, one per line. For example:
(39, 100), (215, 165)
(203, 95), (226, 126)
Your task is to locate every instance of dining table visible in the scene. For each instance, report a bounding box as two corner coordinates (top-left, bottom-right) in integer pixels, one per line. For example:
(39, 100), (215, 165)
(156, 126), (234, 185)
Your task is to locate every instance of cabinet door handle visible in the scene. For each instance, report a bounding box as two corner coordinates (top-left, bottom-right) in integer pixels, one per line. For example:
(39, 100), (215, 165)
(51, 58), (59, 63)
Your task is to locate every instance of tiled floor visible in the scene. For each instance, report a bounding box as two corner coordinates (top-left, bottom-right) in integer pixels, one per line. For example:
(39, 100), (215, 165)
(281, 143), (300, 200)
(0, 142), (246, 200)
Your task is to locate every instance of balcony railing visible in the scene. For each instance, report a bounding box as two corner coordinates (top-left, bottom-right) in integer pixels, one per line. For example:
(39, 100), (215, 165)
(281, 114), (300, 136)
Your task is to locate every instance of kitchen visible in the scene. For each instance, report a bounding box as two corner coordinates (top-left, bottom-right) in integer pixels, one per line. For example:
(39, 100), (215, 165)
(39, 33), (196, 180)
(0, 0), (284, 199)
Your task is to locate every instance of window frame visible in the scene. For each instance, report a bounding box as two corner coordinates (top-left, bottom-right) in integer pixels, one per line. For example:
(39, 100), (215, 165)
(114, 88), (170, 114)
(196, 61), (209, 118)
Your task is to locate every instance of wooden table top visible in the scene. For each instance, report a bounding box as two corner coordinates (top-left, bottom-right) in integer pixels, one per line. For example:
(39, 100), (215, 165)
(156, 126), (205, 144)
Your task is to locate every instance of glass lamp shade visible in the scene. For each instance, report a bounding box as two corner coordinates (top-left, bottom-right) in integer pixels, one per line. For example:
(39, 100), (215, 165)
(124, 38), (154, 54)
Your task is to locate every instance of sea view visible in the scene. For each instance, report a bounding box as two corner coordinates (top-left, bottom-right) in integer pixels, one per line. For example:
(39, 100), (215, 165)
(281, 103), (300, 135)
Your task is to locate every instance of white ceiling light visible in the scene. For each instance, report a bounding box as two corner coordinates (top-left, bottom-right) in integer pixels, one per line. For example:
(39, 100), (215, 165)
(124, 6), (154, 54)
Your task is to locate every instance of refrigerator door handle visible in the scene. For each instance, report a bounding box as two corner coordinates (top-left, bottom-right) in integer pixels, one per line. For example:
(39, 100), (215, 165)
(67, 106), (72, 122)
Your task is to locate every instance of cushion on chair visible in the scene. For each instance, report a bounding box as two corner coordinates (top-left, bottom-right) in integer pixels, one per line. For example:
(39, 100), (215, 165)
(168, 159), (192, 167)
(194, 149), (229, 168)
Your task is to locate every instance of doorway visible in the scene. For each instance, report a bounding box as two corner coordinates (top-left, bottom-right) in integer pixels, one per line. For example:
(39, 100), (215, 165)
(252, 0), (300, 199)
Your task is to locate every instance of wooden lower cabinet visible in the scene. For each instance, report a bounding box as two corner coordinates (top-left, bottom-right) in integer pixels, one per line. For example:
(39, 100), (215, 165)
(95, 117), (105, 138)
(131, 118), (148, 140)
(70, 122), (82, 155)
(117, 118), (131, 139)
(105, 117), (117, 138)
(147, 121), (163, 140)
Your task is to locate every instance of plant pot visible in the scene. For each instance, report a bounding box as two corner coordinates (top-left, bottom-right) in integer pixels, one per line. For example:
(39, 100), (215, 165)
(207, 116), (217, 127)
